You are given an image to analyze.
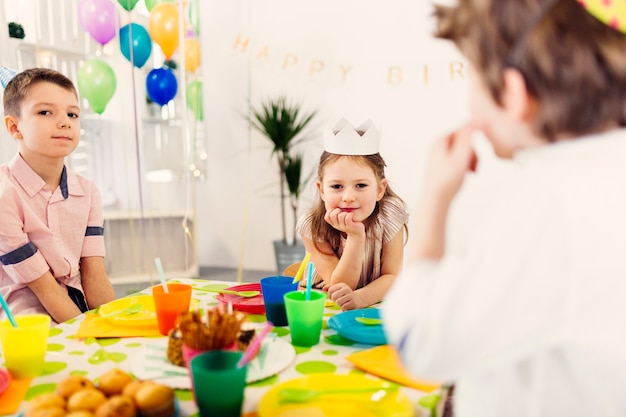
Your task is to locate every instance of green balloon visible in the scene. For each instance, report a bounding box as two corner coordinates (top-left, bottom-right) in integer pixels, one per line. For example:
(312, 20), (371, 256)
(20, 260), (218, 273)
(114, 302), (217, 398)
(186, 80), (203, 121)
(77, 59), (116, 115)
(144, 0), (173, 12)
(117, 0), (139, 10)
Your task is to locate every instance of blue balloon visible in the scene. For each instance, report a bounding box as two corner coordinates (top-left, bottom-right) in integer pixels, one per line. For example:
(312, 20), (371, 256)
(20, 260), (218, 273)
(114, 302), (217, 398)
(119, 23), (152, 68)
(146, 67), (178, 106)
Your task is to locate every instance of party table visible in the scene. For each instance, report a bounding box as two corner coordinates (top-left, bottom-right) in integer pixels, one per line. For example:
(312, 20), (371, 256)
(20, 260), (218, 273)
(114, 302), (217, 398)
(4, 278), (439, 416)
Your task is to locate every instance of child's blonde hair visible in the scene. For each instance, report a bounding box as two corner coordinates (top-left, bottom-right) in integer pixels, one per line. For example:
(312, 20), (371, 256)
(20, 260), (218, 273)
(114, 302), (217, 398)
(307, 152), (407, 255)
(434, 0), (626, 140)
(3, 68), (77, 118)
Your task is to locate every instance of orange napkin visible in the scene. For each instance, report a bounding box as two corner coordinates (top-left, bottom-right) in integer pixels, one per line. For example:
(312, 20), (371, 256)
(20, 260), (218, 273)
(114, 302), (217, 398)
(0, 378), (31, 415)
(74, 312), (162, 338)
(346, 345), (441, 393)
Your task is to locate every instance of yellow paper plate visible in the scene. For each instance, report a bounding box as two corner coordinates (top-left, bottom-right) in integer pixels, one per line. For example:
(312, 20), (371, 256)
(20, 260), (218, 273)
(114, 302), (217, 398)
(98, 295), (158, 328)
(257, 373), (414, 417)
(98, 295), (200, 328)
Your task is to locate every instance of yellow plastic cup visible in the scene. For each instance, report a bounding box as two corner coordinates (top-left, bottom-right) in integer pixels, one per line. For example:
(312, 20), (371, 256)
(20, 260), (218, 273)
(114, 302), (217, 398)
(0, 314), (51, 379)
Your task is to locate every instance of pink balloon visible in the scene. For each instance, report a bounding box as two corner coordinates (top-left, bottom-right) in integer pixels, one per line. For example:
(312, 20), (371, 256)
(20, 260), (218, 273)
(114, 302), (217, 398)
(77, 0), (119, 45)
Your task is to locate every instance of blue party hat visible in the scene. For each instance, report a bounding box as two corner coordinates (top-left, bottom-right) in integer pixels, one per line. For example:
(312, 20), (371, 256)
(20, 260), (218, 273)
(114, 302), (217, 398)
(0, 66), (18, 89)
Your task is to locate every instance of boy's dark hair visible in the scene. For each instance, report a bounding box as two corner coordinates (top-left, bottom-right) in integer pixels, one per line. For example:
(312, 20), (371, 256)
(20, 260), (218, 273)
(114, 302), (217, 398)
(434, 0), (626, 141)
(3, 68), (77, 118)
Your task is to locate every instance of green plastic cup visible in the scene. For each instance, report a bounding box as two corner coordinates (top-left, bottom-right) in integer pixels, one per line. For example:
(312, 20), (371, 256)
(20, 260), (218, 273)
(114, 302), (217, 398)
(284, 290), (327, 347)
(189, 350), (248, 417)
(0, 314), (51, 379)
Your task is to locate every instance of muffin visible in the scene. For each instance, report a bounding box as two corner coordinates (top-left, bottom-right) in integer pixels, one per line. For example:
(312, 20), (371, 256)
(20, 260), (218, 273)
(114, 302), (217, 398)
(66, 412), (96, 417)
(25, 393), (66, 417)
(95, 395), (136, 417)
(134, 383), (176, 417)
(24, 407), (66, 417)
(66, 388), (107, 413)
(56, 375), (95, 399)
(97, 368), (133, 396)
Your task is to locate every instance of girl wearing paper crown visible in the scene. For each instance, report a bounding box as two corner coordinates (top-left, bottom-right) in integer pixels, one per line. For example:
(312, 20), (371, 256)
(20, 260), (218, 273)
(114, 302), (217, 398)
(296, 118), (409, 311)
(383, 1), (626, 416)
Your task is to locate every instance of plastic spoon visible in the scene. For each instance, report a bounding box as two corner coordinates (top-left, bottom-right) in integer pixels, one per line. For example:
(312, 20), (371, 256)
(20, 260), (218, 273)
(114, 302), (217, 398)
(355, 317), (382, 326)
(195, 288), (260, 298)
(278, 385), (398, 403)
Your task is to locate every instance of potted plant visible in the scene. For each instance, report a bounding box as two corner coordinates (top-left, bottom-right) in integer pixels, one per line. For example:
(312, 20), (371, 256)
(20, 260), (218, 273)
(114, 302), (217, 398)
(250, 96), (317, 273)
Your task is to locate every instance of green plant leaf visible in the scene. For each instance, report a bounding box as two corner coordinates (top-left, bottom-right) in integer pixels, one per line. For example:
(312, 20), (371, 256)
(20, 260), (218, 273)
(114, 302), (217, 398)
(249, 96), (317, 245)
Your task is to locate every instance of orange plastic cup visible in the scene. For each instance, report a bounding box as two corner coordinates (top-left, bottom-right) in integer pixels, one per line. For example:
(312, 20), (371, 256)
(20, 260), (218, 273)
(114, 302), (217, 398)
(152, 283), (192, 336)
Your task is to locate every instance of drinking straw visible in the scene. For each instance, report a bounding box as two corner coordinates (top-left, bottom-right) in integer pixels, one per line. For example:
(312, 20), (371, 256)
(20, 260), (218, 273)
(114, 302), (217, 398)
(305, 261), (313, 301)
(292, 252), (311, 284)
(154, 257), (169, 293)
(0, 292), (17, 328)
(237, 322), (274, 368)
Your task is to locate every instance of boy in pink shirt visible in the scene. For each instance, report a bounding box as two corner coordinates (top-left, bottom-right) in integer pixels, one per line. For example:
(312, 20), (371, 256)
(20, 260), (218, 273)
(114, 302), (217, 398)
(1, 68), (115, 324)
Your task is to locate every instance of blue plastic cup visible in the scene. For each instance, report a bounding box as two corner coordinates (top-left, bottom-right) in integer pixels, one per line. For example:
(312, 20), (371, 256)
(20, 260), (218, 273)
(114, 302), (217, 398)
(260, 276), (298, 326)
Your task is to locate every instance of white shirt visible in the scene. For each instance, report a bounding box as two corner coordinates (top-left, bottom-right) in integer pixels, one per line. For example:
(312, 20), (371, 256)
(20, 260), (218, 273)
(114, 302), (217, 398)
(383, 129), (626, 417)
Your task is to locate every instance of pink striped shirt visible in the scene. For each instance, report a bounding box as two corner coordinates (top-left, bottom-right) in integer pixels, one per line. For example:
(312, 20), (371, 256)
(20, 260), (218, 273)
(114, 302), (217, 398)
(0, 154), (106, 319)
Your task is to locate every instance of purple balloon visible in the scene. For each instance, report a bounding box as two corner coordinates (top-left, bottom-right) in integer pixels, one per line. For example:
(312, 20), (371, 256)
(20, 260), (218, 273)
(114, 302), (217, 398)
(77, 0), (119, 45)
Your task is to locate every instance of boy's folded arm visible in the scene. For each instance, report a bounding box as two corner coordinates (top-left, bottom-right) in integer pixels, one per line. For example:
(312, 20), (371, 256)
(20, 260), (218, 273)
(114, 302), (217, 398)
(27, 272), (82, 323)
(80, 256), (115, 309)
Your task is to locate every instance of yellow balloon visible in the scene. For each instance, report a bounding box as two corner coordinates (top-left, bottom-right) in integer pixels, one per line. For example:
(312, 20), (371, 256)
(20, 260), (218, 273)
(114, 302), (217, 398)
(148, 2), (180, 59)
(184, 38), (201, 72)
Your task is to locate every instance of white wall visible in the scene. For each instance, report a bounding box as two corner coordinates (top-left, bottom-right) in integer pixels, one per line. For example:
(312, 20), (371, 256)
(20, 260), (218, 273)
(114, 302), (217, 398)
(196, 0), (514, 272)
(1, 0), (515, 275)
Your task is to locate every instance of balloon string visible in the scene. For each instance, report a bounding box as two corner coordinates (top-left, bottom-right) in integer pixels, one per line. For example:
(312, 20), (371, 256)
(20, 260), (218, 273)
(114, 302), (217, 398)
(237, 1), (254, 283)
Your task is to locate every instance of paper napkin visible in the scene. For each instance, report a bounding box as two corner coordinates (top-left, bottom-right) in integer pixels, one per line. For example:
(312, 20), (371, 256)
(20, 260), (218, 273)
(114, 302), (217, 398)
(346, 345), (442, 393)
(0, 378), (31, 415)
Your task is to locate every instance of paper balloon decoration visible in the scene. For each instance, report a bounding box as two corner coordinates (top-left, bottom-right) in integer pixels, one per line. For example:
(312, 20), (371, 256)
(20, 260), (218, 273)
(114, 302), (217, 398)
(148, 3), (180, 59)
(184, 38), (201, 73)
(77, 0), (119, 45)
(146, 67), (178, 106)
(119, 23), (152, 68)
(117, 0), (139, 10)
(77, 59), (117, 114)
(186, 80), (203, 121)
(145, 0), (173, 12)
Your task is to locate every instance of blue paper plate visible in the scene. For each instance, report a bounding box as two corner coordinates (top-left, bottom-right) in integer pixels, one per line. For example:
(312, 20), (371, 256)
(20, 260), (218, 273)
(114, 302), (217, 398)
(327, 308), (387, 345)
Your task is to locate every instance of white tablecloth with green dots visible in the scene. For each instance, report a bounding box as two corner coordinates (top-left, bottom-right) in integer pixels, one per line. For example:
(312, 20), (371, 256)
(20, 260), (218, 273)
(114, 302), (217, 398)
(11, 278), (431, 416)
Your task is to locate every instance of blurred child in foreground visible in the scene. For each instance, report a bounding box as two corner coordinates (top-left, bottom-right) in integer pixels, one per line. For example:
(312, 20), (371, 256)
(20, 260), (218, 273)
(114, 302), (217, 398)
(382, 1), (626, 416)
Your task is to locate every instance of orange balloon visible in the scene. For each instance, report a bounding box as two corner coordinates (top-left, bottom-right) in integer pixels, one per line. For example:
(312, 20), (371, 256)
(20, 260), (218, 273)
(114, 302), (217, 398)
(184, 38), (201, 72)
(148, 3), (180, 59)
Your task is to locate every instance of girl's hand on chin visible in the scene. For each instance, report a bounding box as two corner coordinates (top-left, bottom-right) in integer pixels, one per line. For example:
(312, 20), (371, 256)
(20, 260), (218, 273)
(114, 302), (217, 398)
(325, 209), (365, 236)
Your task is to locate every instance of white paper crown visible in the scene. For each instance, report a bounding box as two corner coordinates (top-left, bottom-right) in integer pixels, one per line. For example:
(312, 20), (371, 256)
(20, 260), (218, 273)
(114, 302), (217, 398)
(323, 118), (380, 155)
